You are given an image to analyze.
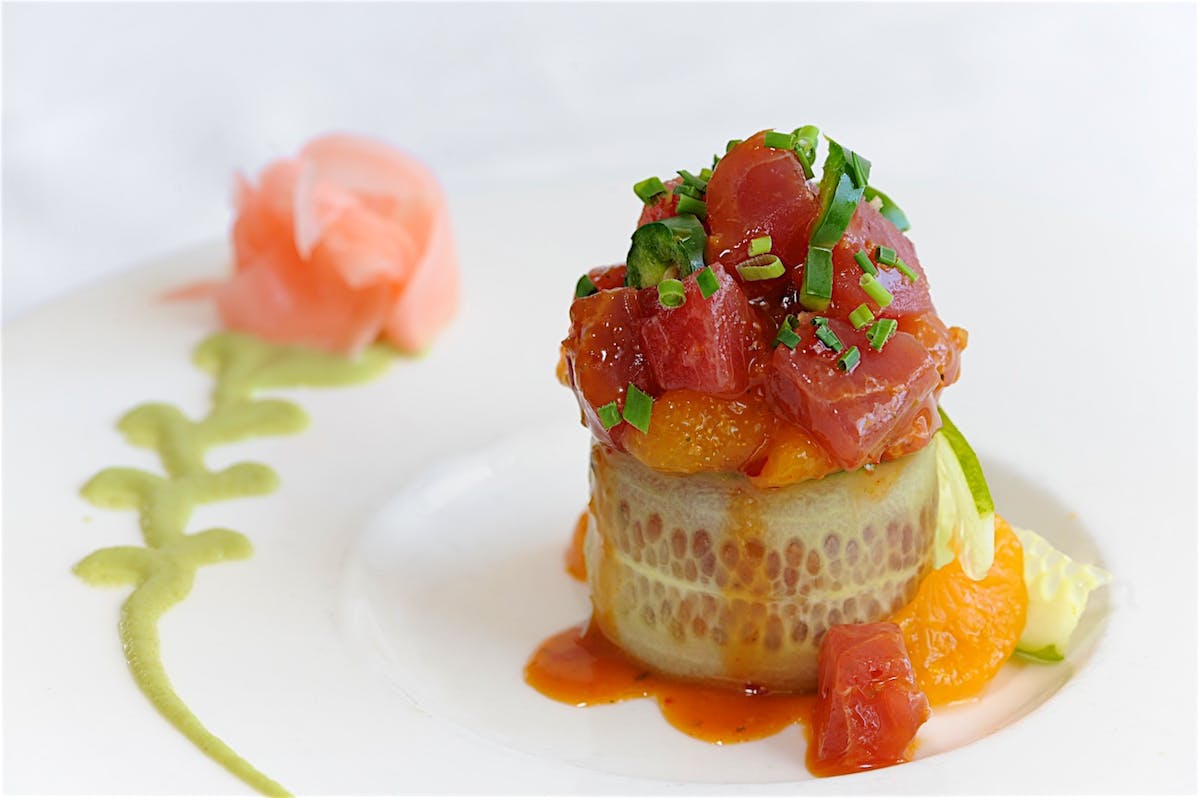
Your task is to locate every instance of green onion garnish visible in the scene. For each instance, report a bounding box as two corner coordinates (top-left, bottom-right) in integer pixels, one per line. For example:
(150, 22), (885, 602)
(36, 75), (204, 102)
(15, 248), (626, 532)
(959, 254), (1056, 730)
(863, 186), (911, 231)
(735, 254), (785, 281)
(633, 176), (667, 204)
(893, 257), (919, 282)
(848, 152), (871, 190)
(695, 266), (720, 299)
(860, 273), (894, 309)
(622, 384), (654, 433)
(763, 130), (796, 150)
(815, 323), (843, 353)
(675, 194), (708, 219)
(810, 316), (829, 327)
(575, 274), (598, 298)
(792, 125), (820, 179)
(837, 346), (861, 373)
(854, 250), (877, 276)
(867, 318), (898, 351)
(597, 401), (622, 429)
(775, 314), (802, 349)
(673, 182), (703, 199)
(726, 139), (743, 153)
(657, 278), (686, 308)
(849, 303), (874, 329)
(749, 235), (773, 256)
(678, 169), (708, 191)
(625, 214), (707, 288)
(799, 245), (834, 311)
(699, 167), (713, 182)
(875, 246), (897, 265)
(810, 138), (870, 249)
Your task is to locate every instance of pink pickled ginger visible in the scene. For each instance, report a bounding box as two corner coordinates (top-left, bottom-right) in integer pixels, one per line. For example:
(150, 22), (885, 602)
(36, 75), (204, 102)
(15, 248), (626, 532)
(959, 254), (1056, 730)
(217, 134), (459, 355)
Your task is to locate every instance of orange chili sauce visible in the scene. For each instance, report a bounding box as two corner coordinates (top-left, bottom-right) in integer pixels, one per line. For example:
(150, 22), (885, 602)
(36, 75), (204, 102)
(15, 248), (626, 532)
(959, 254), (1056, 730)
(538, 512), (823, 751)
(542, 499), (932, 777)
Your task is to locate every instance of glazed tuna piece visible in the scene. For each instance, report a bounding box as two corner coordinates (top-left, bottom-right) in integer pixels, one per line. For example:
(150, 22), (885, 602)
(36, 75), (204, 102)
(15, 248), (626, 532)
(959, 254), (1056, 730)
(639, 263), (753, 397)
(767, 316), (941, 470)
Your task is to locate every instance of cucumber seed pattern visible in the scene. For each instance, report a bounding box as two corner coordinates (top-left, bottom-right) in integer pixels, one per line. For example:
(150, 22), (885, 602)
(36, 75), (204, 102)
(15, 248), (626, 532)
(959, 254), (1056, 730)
(587, 443), (938, 690)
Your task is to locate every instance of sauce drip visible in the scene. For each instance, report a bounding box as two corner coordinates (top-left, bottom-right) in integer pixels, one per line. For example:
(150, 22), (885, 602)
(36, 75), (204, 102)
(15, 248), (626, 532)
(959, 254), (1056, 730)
(76, 332), (391, 796)
(564, 512), (588, 582)
(545, 512), (893, 776)
(526, 620), (816, 746)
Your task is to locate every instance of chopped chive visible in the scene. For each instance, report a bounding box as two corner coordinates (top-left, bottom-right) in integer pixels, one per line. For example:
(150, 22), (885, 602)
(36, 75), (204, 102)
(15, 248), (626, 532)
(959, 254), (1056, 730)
(673, 182), (703, 199)
(860, 273), (894, 309)
(774, 314), (801, 349)
(810, 315), (830, 327)
(597, 401), (622, 429)
(726, 138), (743, 153)
(735, 254), (785, 281)
(749, 235), (773, 256)
(854, 250), (877, 276)
(848, 152), (872, 189)
(792, 125), (820, 179)
(695, 266), (720, 299)
(657, 278), (686, 308)
(867, 318), (898, 351)
(849, 303), (875, 329)
(837, 346), (861, 373)
(712, 153), (721, 168)
(810, 138), (871, 249)
(699, 167), (713, 182)
(875, 246), (898, 265)
(622, 384), (654, 433)
(678, 169), (708, 191)
(575, 274), (598, 298)
(634, 176), (667, 204)
(763, 130), (796, 150)
(863, 186), (911, 231)
(893, 257), (919, 282)
(815, 323), (843, 353)
(675, 194), (708, 219)
(799, 245), (834, 311)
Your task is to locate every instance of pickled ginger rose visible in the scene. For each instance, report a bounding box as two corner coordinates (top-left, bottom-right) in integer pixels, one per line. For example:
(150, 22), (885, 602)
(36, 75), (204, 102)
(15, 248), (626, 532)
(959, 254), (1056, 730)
(216, 134), (458, 354)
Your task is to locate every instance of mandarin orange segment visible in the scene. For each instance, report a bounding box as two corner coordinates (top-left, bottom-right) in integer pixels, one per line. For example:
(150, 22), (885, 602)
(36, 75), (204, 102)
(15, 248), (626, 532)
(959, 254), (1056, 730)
(624, 389), (771, 474)
(889, 516), (1027, 705)
(748, 421), (836, 488)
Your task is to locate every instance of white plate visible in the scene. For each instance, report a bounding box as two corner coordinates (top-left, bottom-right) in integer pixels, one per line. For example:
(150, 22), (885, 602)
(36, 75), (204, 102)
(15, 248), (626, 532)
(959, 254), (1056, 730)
(4, 187), (1196, 793)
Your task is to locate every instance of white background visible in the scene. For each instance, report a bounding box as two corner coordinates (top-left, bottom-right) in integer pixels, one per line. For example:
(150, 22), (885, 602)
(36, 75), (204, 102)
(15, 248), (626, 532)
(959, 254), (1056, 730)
(4, 2), (1195, 317)
(4, 2), (1198, 794)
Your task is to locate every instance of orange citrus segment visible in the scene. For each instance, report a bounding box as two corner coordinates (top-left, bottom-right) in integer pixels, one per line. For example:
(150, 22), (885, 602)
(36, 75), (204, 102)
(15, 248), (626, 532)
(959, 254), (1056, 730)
(889, 515), (1027, 705)
(624, 389), (770, 474)
(748, 421), (836, 488)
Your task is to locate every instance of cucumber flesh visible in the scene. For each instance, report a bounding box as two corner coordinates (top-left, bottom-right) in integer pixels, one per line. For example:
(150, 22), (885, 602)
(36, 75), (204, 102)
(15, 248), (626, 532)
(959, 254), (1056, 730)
(1012, 525), (1111, 661)
(932, 425), (996, 581)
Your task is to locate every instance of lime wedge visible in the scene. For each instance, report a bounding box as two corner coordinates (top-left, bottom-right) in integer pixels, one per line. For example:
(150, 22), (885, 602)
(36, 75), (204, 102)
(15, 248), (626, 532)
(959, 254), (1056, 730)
(1012, 525), (1111, 660)
(932, 407), (995, 580)
(936, 407), (994, 516)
